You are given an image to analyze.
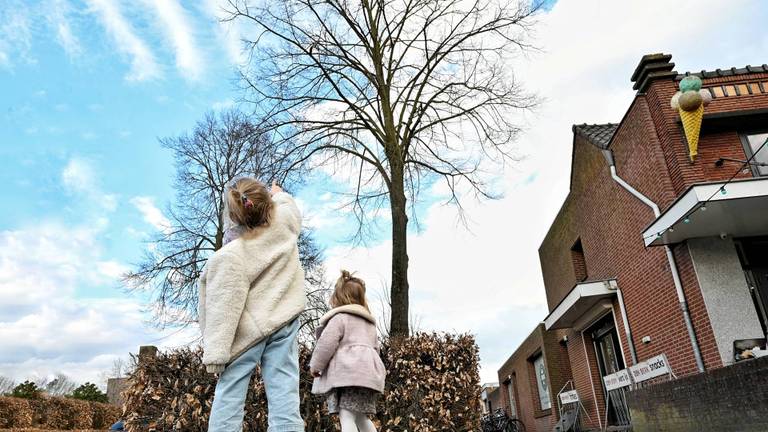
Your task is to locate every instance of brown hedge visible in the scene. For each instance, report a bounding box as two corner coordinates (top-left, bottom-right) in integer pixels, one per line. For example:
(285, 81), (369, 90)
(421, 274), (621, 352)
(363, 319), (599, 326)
(123, 332), (481, 431)
(0, 396), (120, 430)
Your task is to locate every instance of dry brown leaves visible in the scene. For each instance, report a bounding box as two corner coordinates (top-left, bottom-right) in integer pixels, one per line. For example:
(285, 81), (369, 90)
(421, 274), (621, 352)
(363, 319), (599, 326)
(0, 396), (120, 430)
(123, 333), (481, 431)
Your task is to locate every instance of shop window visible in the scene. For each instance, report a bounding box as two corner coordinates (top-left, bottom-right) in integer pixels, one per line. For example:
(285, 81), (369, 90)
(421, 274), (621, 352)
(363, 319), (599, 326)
(740, 132), (768, 176)
(532, 354), (551, 410)
(749, 83), (762, 94)
(571, 238), (587, 282)
(711, 86), (725, 98)
(506, 377), (518, 418)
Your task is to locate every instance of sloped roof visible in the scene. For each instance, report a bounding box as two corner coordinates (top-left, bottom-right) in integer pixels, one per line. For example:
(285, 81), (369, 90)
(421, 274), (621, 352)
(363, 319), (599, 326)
(677, 64), (768, 80)
(571, 123), (619, 149)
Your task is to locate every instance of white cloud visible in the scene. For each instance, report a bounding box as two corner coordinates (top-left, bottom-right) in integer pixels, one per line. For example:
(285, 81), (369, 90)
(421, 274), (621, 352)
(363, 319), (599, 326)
(212, 98), (235, 111)
(143, 0), (203, 81)
(321, 0), (767, 383)
(97, 260), (129, 279)
(61, 157), (117, 211)
(0, 222), (200, 387)
(130, 196), (171, 233)
(48, 0), (82, 59)
(0, 5), (34, 68)
(87, 0), (160, 81)
(202, 0), (247, 65)
(62, 157), (96, 192)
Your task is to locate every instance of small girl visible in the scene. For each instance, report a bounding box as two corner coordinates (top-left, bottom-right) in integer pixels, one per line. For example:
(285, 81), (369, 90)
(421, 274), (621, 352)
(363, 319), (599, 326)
(199, 177), (306, 432)
(310, 271), (386, 432)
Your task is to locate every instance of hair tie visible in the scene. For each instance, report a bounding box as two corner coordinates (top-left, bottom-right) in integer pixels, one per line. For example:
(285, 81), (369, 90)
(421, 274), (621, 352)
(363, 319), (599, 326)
(241, 193), (254, 209)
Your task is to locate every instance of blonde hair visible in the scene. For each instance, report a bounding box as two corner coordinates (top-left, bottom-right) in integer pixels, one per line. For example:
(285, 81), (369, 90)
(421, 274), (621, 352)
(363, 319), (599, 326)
(226, 178), (274, 229)
(331, 270), (370, 311)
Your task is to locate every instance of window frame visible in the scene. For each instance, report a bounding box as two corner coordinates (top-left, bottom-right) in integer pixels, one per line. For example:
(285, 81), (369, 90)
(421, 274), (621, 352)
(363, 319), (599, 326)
(739, 131), (768, 177)
(531, 353), (552, 411)
(505, 375), (518, 419)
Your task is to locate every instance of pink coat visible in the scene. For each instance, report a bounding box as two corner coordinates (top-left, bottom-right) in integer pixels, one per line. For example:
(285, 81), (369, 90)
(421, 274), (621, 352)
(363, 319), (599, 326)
(309, 305), (386, 394)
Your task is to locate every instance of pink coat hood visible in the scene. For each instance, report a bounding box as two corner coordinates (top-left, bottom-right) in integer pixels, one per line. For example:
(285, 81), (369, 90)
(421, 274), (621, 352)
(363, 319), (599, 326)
(309, 305), (386, 394)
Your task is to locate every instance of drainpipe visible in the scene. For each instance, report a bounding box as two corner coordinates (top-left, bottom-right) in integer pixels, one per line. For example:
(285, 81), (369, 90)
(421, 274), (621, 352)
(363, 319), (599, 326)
(612, 281), (638, 365)
(602, 150), (705, 373)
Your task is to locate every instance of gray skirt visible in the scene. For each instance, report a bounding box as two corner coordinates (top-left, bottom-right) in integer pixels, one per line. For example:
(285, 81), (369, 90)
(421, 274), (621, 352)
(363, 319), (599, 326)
(326, 386), (379, 415)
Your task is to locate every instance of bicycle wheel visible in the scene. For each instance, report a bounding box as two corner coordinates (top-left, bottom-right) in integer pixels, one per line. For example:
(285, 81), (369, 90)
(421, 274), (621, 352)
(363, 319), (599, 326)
(509, 419), (526, 432)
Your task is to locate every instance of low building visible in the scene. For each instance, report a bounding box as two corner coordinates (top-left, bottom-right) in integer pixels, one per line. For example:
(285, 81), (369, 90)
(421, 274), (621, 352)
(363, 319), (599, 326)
(499, 53), (768, 431)
(480, 382), (502, 414)
(496, 324), (571, 431)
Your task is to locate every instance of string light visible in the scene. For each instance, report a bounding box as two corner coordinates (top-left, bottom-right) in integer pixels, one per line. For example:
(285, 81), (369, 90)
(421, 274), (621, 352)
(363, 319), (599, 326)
(641, 136), (767, 244)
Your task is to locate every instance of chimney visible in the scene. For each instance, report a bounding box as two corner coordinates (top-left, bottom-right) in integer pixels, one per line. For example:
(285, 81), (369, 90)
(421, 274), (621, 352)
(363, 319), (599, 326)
(631, 53), (677, 93)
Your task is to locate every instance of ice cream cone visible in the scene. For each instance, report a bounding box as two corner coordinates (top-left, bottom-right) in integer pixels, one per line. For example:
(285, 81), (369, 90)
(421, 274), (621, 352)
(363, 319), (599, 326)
(679, 104), (704, 162)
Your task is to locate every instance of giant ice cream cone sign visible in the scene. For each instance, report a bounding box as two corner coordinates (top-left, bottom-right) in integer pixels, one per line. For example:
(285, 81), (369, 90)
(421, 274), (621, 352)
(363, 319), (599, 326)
(670, 75), (711, 162)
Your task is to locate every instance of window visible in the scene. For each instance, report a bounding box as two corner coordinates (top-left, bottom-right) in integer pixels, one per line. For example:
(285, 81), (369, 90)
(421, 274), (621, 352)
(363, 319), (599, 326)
(506, 378), (518, 418)
(741, 133), (768, 176)
(571, 238), (587, 281)
(532, 355), (551, 410)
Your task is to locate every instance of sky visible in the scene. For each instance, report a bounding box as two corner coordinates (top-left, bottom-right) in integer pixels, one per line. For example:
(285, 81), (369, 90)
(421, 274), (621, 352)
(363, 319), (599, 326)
(1, 0), (767, 389)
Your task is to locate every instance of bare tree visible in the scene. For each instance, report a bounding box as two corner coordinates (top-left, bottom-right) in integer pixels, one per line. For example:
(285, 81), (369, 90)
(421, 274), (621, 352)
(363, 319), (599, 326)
(0, 376), (15, 395)
(42, 374), (78, 397)
(225, 0), (540, 336)
(125, 109), (325, 328)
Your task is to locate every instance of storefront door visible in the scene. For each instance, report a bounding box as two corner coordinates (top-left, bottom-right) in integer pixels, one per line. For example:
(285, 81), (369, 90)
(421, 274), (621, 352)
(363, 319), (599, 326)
(590, 314), (628, 426)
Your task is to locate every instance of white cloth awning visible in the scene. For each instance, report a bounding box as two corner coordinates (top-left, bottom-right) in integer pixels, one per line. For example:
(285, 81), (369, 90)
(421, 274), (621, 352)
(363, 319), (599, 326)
(544, 280), (617, 330)
(642, 177), (768, 247)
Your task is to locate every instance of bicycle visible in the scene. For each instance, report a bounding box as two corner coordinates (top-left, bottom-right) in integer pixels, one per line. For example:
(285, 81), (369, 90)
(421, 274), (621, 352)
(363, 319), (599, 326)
(480, 408), (526, 432)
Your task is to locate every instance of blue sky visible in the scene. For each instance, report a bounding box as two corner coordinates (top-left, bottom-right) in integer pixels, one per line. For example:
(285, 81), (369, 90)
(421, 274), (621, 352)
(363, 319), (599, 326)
(1, 0), (767, 387)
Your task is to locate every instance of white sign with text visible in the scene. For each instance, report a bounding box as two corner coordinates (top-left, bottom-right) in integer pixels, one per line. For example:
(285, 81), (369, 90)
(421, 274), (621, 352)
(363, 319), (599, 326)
(629, 354), (670, 383)
(603, 369), (633, 391)
(559, 390), (579, 404)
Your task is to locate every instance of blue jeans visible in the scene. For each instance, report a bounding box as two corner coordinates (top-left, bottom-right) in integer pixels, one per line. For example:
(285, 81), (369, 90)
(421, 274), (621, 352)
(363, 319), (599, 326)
(208, 318), (304, 432)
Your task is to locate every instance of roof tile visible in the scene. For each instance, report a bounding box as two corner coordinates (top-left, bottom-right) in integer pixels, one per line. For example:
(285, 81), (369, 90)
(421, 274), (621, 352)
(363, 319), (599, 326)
(572, 123), (619, 149)
(677, 64), (768, 80)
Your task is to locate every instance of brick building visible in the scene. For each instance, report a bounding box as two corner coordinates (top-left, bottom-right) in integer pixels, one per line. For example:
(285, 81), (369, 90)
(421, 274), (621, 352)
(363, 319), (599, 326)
(496, 324), (571, 431)
(497, 53), (768, 431)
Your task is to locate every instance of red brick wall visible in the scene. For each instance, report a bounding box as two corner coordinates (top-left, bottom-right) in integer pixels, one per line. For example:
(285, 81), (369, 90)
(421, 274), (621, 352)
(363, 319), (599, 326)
(534, 67), (768, 431)
(643, 74), (768, 201)
(497, 325), (571, 432)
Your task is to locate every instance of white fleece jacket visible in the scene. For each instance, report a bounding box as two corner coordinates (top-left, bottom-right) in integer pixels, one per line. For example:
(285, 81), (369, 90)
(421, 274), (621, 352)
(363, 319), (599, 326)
(198, 192), (306, 372)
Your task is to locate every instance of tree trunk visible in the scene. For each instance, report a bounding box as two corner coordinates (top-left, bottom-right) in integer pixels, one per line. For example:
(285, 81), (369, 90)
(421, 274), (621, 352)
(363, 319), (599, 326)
(389, 168), (410, 337)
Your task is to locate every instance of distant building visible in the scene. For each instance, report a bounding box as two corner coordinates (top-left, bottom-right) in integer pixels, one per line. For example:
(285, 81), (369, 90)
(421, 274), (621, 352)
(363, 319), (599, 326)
(479, 382), (501, 414)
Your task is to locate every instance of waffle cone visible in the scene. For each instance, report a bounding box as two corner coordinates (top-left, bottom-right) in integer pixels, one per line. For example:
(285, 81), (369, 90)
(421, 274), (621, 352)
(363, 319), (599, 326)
(679, 105), (704, 162)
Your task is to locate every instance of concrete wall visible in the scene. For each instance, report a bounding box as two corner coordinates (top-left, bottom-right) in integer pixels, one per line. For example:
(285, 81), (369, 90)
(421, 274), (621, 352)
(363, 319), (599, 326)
(628, 356), (768, 432)
(106, 377), (128, 407)
(688, 236), (765, 365)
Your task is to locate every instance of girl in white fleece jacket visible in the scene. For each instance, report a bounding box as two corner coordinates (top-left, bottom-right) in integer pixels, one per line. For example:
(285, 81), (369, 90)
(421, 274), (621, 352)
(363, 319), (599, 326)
(200, 178), (306, 432)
